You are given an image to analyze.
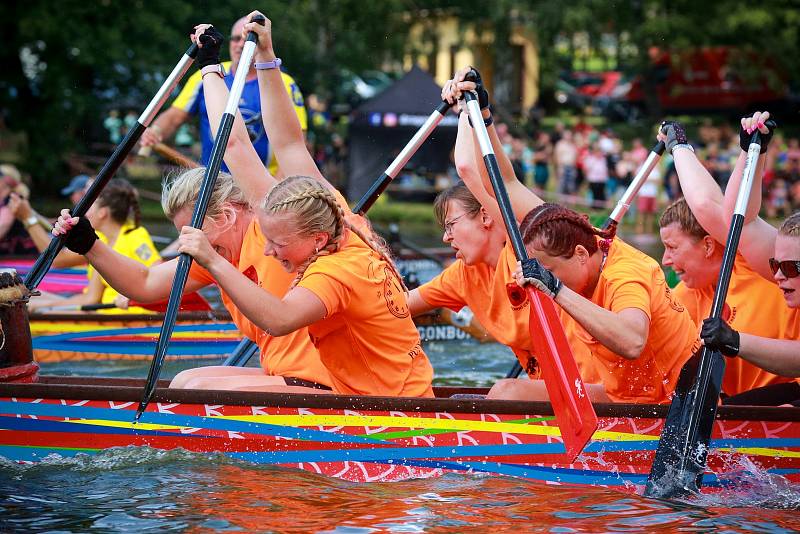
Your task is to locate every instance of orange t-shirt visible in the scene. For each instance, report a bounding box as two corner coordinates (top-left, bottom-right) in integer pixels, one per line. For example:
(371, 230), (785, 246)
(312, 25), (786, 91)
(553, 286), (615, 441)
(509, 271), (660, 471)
(298, 229), (434, 397)
(418, 241), (545, 378)
(189, 219), (332, 387)
(559, 238), (698, 403)
(673, 255), (792, 396)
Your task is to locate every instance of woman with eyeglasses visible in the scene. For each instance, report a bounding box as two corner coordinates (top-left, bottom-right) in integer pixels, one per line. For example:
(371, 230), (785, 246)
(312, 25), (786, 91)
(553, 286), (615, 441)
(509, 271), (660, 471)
(699, 111), (800, 388)
(408, 68), (699, 405)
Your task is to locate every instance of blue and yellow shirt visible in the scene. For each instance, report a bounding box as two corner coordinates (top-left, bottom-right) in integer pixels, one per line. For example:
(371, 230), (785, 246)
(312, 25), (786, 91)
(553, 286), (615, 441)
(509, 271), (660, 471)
(171, 62), (307, 175)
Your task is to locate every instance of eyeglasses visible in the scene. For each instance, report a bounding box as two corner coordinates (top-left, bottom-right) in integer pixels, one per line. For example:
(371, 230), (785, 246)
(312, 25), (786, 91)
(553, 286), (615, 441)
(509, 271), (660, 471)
(230, 35), (243, 43)
(444, 213), (468, 237)
(769, 258), (800, 278)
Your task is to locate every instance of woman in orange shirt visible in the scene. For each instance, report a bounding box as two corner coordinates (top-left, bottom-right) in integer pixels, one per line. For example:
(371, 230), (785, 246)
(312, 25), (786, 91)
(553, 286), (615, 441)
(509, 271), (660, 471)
(179, 174), (434, 397)
(52, 19), (338, 393)
(170, 15), (433, 397)
(682, 112), (800, 396)
(438, 67), (697, 403)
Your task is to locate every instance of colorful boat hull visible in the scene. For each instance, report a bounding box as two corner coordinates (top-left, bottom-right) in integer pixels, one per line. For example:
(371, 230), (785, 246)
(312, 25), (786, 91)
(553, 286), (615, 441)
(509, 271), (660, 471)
(1, 377), (797, 490)
(29, 312), (241, 362)
(28, 310), (485, 363)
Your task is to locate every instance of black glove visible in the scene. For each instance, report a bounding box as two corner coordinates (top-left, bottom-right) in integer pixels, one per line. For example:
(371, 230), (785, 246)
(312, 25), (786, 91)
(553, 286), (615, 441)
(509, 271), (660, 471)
(739, 121), (775, 154)
(63, 215), (98, 255)
(467, 67), (490, 110)
(520, 258), (563, 298)
(660, 121), (688, 154)
(196, 26), (224, 69)
(700, 317), (740, 357)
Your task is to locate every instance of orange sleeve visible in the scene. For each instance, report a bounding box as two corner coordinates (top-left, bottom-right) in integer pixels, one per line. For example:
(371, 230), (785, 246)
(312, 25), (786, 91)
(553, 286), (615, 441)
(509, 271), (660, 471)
(601, 261), (653, 319)
(188, 261), (216, 286)
(298, 267), (352, 317)
(417, 262), (468, 312)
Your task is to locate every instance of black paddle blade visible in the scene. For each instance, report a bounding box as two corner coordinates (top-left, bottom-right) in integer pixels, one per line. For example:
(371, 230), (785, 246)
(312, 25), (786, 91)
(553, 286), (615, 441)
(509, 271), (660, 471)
(644, 347), (726, 498)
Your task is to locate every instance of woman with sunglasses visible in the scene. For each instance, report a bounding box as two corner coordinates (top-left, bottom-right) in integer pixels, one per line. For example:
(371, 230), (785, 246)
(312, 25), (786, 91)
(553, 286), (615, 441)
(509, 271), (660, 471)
(700, 111), (800, 387)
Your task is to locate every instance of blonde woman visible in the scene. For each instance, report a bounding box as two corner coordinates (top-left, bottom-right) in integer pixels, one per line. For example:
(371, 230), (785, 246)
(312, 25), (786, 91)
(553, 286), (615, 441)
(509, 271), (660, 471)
(179, 175), (434, 397)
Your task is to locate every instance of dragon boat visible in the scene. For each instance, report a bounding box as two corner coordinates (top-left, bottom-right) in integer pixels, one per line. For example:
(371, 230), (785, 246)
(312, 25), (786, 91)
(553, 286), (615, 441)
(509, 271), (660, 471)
(1, 264), (798, 494)
(0, 376), (797, 491)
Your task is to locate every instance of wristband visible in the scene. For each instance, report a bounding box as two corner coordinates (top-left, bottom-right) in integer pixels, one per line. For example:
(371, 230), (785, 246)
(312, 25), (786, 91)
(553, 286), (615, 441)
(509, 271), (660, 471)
(671, 143), (694, 154)
(200, 64), (226, 79)
(255, 58), (282, 70)
(24, 215), (38, 229)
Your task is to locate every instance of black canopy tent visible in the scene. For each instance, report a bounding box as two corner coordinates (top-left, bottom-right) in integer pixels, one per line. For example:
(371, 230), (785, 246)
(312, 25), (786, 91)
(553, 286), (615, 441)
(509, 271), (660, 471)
(346, 65), (459, 201)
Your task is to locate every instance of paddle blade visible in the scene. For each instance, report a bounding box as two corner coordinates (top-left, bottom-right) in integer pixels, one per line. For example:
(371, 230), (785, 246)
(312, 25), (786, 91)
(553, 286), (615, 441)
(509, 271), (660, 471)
(513, 285), (599, 460)
(644, 347), (726, 498)
(133, 291), (212, 313)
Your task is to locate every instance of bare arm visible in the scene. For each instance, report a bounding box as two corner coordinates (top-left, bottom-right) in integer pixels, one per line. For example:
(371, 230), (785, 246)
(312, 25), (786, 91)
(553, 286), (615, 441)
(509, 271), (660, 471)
(738, 334), (800, 377)
(183, 228), (325, 335)
(200, 56), (276, 204)
(0, 206), (13, 240)
(718, 113), (777, 280)
(407, 287), (437, 316)
(669, 146), (730, 242)
(453, 112), (504, 223)
(245, 14), (332, 191)
(139, 106), (190, 148)
(555, 287), (650, 360)
(85, 241), (205, 302)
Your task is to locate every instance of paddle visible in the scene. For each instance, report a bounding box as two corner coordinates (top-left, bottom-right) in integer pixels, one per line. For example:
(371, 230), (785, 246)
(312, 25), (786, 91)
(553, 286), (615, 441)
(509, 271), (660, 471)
(645, 121), (776, 498)
(134, 17), (265, 421)
(222, 338), (260, 367)
(23, 43), (199, 292)
(506, 139), (666, 379)
(602, 140), (666, 234)
(463, 87), (597, 460)
(352, 100), (453, 215)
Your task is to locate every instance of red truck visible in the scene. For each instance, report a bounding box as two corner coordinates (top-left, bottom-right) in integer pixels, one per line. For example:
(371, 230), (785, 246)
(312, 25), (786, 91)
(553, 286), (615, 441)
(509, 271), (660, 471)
(566, 47), (791, 120)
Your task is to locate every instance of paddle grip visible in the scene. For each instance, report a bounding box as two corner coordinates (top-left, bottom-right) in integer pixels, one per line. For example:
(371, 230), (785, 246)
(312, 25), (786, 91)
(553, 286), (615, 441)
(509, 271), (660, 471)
(247, 14), (266, 43)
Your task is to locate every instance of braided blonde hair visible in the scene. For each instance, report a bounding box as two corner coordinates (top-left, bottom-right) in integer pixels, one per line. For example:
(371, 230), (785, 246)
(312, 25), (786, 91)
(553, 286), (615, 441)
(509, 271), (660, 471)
(262, 175), (405, 289)
(161, 167), (250, 221)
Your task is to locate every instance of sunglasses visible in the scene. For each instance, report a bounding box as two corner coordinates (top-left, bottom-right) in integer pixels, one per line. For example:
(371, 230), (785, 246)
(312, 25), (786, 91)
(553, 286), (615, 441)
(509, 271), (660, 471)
(769, 258), (800, 278)
(230, 35), (243, 42)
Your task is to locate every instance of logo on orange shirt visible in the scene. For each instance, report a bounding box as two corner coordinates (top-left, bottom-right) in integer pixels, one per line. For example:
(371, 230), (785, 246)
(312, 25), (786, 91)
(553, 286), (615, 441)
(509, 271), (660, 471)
(383, 267), (410, 318)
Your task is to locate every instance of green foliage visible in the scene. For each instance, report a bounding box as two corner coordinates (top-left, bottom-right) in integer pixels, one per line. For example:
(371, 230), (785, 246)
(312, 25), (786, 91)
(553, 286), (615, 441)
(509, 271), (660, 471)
(1, 0), (411, 189)
(3, 0), (799, 193)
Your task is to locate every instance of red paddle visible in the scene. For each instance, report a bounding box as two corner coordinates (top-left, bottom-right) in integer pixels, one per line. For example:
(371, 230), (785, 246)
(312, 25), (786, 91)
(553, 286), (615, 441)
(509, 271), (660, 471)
(463, 88), (597, 460)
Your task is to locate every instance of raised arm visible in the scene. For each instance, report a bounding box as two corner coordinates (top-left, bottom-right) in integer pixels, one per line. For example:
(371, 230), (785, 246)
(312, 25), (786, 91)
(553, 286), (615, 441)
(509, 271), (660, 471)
(723, 112), (772, 224)
(719, 112), (778, 280)
(193, 24), (275, 204)
(446, 67), (542, 224)
(658, 122), (729, 241)
(244, 13), (332, 191)
(453, 112), (503, 222)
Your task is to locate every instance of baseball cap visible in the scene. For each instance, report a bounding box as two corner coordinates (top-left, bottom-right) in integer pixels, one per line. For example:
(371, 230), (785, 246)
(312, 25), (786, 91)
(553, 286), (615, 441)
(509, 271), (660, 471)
(61, 175), (91, 196)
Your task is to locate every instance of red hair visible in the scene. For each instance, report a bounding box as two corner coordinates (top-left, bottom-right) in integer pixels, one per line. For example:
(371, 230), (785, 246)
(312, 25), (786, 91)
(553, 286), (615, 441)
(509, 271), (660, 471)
(520, 203), (612, 258)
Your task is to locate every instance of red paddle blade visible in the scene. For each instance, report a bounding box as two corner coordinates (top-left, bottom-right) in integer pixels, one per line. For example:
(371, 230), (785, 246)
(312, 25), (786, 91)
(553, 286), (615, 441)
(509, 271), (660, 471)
(134, 291), (212, 313)
(510, 285), (599, 460)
